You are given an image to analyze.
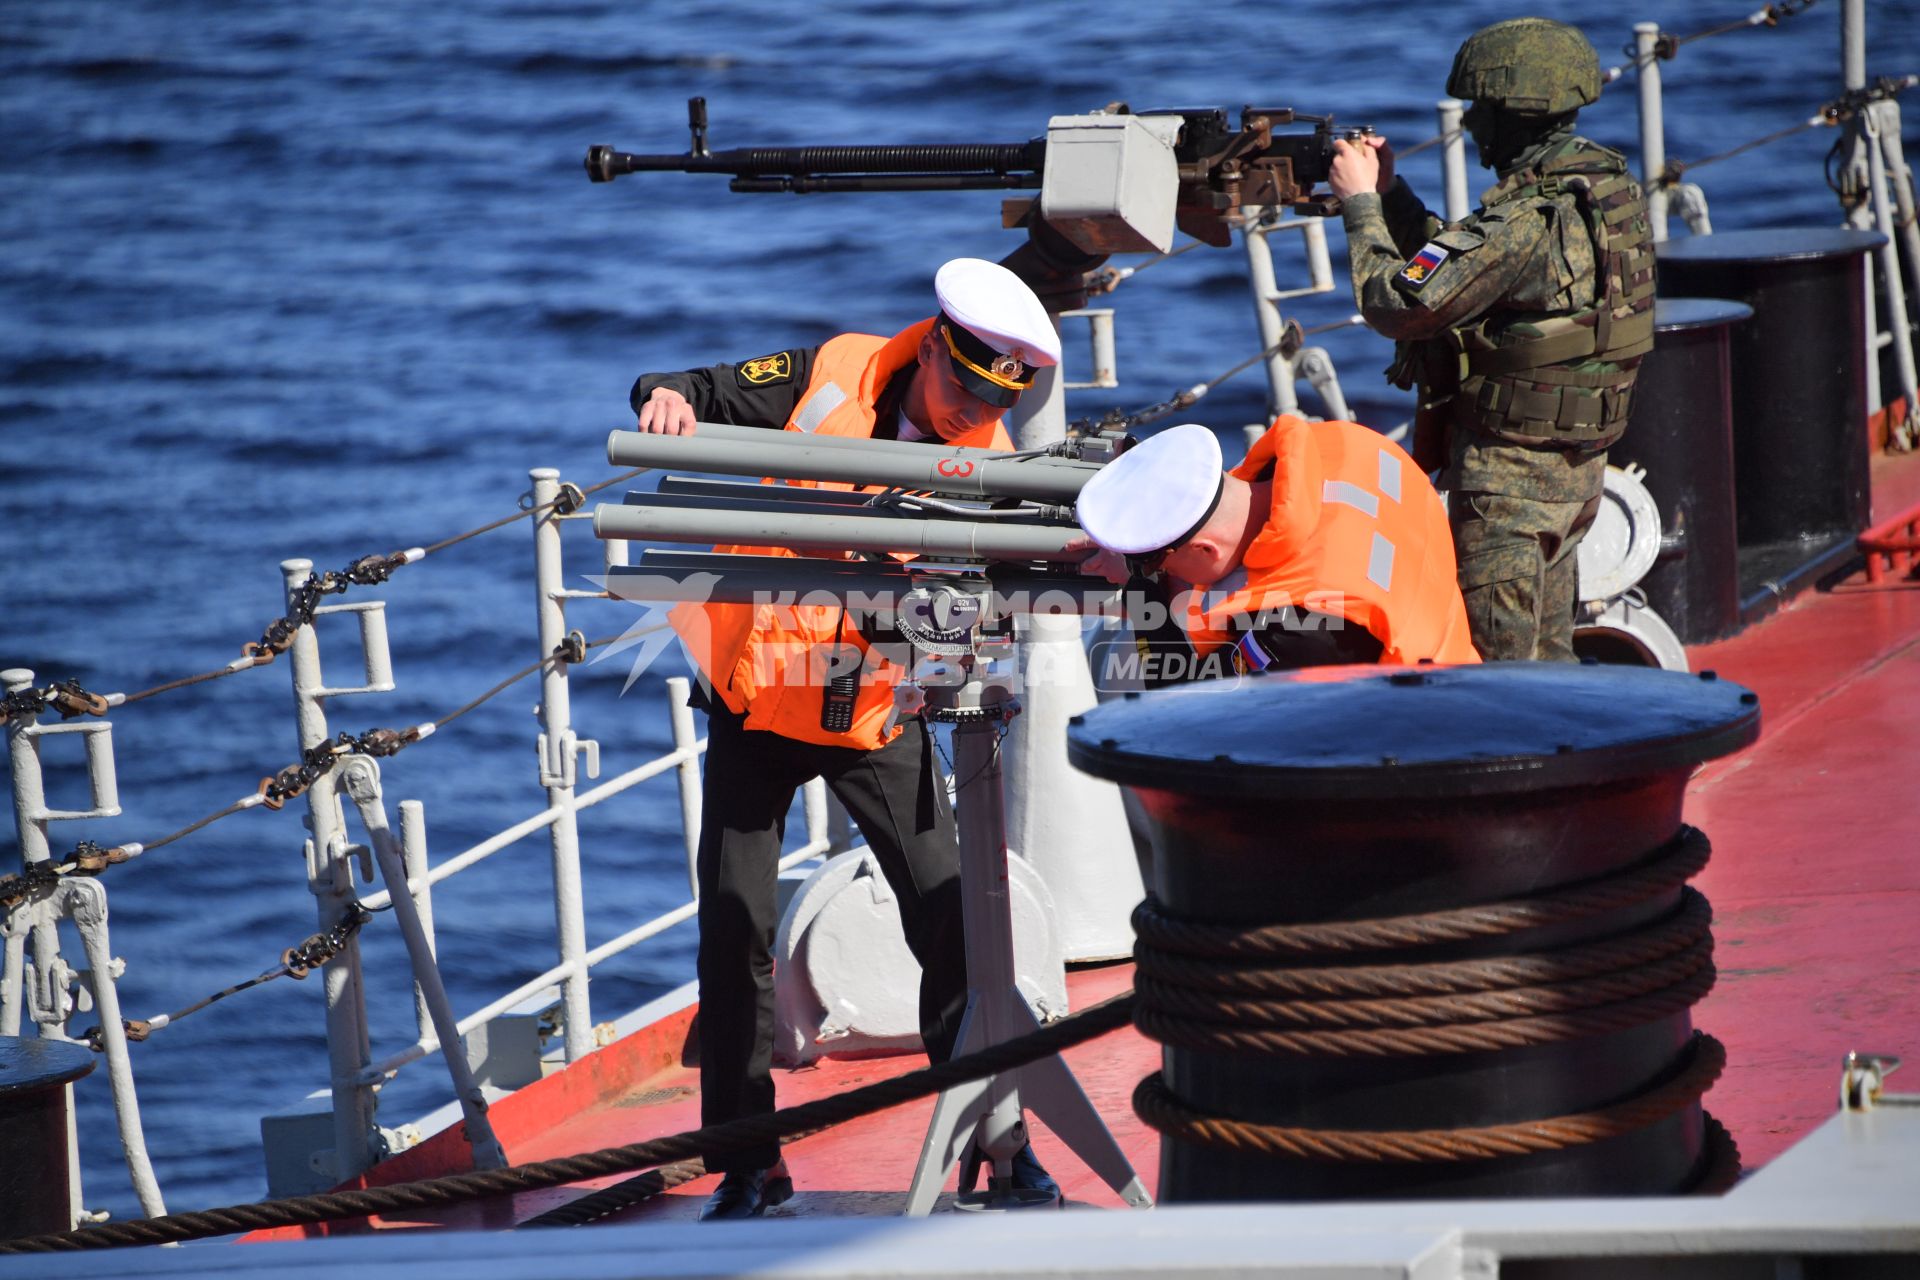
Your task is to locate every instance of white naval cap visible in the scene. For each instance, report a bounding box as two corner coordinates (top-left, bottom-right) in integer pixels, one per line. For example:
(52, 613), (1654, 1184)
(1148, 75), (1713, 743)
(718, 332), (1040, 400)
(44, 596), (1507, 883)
(933, 257), (1061, 367)
(1075, 423), (1225, 555)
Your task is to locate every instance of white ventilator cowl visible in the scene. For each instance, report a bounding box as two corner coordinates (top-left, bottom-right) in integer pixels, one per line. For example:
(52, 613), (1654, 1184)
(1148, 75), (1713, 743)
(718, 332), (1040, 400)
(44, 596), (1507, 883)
(933, 257), (1061, 366)
(1075, 423), (1224, 555)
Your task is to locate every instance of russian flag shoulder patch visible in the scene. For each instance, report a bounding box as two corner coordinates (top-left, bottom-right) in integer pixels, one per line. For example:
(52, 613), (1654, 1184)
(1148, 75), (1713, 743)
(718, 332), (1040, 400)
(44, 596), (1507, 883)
(1397, 242), (1451, 291)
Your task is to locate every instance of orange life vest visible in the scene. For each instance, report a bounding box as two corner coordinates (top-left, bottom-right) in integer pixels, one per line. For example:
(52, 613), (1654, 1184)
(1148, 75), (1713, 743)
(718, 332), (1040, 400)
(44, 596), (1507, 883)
(1189, 415), (1480, 667)
(669, 320), (1014, 749)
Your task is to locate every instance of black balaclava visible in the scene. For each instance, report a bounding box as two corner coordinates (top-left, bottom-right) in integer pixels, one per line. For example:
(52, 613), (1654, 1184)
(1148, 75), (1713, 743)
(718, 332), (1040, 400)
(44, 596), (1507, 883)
(1462, 102), (1577, 174)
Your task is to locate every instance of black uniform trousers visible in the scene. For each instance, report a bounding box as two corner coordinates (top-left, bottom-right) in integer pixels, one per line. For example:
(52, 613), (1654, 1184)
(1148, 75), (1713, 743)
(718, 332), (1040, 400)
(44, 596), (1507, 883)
(695, 704), (969, 1174)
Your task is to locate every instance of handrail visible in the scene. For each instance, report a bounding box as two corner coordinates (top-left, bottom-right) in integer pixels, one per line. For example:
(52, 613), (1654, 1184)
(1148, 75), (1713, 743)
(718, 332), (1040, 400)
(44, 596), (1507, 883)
(354, 741), (707, 912)
(354, 837), (841, 1086)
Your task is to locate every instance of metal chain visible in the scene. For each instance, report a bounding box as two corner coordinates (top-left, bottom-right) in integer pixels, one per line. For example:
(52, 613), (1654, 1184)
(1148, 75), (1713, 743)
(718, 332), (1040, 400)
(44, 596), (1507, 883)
(76, 905), (375, 1050)
(0, 679), (112, 726)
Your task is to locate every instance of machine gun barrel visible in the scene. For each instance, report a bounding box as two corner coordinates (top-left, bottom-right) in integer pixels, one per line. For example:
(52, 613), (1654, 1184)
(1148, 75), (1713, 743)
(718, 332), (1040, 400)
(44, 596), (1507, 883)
(606, 425), (1099, 501)
(595, 493), (1085, 562)
(585, 140), (1045, 191)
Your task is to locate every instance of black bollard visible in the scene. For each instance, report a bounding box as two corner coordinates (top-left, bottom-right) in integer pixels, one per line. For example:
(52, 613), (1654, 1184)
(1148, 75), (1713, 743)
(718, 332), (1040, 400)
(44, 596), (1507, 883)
(1068, 663), (1758, 1203)
(1656, 229), (1887, 606)
(0, 1036), (95, 1238)
(1609, 299), (1751, 644)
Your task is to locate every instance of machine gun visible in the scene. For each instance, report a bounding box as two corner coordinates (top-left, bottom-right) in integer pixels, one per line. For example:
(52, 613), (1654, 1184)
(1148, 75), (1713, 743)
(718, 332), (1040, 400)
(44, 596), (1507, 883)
(594, 423), (1154, 1212)
(585, 97), (1371, 250)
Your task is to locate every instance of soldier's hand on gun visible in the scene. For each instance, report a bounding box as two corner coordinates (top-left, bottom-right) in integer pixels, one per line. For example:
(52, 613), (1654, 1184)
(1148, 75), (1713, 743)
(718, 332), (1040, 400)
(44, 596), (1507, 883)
(1328, 135), (1391, 201)
(1066, 537), (1132, 586)
(636, 386), (698, 435)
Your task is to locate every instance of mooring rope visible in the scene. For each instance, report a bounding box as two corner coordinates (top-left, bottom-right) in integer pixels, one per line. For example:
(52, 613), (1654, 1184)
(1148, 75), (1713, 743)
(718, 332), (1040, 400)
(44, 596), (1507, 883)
(0, 992), (1135, 1253)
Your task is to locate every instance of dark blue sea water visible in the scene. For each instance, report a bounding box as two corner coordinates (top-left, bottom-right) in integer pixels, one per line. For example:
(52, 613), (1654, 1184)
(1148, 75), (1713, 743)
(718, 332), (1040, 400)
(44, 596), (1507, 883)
(3, 0), (1916, 1222)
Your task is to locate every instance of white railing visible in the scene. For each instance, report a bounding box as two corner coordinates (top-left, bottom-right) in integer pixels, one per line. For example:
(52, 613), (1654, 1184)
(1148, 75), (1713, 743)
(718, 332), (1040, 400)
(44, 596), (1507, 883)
(1, 462), (858, 1219)
(287, 467), (856, 1181)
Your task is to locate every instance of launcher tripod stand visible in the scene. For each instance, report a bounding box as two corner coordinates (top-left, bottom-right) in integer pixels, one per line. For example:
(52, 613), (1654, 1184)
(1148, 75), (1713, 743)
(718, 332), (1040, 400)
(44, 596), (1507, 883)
(900, 645), (1152, 1215)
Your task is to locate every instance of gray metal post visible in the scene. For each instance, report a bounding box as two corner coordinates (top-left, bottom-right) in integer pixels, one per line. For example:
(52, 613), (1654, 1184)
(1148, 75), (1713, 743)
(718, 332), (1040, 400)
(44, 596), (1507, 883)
(1841, 0), (1874, 231)
(1242, 211), (1300, 419)
(339, 757), (507, 1169)
(529, 469), (595, 1063)
(665, 675), (702, 898)
(999, 324), (1142, 964)
(282, 558), (379, 1183)
(0, 920), (23, 1037)
(1635, 23), (1669, 243)
(1437, 99), (1470, 223)
(63, 879), (167, 1217)
(398, 801), (437, 1043)
(0, 670), (28, 1034)
(5, 667), (51, 866)
(1876, 103), (1920, 317)
(1867, 102), (1920, 435)
(906, 678), (1149, 1214)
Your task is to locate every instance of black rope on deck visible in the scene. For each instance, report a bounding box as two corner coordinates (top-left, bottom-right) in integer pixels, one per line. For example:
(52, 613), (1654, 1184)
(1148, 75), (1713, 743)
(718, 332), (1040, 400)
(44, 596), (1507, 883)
(0, 992), (1136, 1253)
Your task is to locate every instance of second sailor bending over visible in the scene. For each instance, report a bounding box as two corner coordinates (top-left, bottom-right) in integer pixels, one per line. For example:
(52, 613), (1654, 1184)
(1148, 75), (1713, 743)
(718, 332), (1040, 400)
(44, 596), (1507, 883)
(1074, 417), (1481, 685)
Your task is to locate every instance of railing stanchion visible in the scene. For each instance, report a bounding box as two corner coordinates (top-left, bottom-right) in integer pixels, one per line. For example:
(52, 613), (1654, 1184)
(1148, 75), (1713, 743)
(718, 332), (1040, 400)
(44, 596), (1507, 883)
(398, 800), (437, 1042)
(666, 675), (702, 898)
(1437, 98), (1469, 223)
(283, 558), (380, 1184)
(1635, 23), (1669, 243)
(1241, 207), (1299, 419)
(530, 470), (596, 1063)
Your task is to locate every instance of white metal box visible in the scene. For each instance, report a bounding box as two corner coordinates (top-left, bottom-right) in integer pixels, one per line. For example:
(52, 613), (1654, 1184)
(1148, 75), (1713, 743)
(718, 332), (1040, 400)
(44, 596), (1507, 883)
(1040, 113), (1180, 255)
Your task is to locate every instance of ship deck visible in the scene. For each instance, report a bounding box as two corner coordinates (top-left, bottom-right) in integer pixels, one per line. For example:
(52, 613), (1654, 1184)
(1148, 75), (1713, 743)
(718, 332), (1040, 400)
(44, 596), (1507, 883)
(247, 448), (1920, 1240)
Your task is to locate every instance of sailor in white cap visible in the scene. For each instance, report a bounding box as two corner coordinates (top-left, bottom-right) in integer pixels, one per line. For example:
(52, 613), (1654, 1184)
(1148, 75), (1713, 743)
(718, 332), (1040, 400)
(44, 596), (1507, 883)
(1074, 415), (1479, 685)
(632, 256), (1058, 445)
(626, 256), (1062, 1219)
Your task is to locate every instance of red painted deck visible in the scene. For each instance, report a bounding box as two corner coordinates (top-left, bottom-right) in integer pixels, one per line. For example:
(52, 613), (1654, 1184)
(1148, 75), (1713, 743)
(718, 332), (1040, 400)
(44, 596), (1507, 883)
(247, 448), (1920, 1239)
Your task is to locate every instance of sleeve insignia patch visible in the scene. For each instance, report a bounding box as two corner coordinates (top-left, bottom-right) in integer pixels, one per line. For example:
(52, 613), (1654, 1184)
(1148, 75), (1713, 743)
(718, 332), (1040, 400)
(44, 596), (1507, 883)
(1397, 243), (1451, 291)
(738, 352), (794, 385)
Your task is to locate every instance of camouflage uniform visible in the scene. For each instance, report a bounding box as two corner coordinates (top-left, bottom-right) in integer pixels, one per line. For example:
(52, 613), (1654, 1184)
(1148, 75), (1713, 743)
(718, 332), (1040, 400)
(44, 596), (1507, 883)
(1342, 22), (1655, 661)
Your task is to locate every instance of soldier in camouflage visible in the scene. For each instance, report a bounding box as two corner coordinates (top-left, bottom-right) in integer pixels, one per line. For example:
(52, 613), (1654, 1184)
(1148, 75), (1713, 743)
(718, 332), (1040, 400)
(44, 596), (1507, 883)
(1328, 18), (1655, 661)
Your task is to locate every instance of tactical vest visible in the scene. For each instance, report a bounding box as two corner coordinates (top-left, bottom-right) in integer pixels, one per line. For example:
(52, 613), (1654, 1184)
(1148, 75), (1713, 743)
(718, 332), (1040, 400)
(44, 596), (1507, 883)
(1187, 416), (1481, 667)
(669, 321), (1013, 751)
(1447, 136), (1655, 448)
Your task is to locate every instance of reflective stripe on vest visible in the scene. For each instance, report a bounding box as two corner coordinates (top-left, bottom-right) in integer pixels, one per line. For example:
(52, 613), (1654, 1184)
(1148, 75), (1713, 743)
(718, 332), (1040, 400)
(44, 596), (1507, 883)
(792, 382), (848, 434)
(667, 321), (1013, 750)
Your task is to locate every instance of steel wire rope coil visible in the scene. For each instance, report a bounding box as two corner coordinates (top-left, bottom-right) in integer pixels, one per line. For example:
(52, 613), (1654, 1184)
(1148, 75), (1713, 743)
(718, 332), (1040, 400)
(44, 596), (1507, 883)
(1131, 825), (1711, 960)
(1135, 961), (1716, 1059)
(1134, 886), (1713, 1000)
(1135, 934), (1713, 1032)
(1132, 1033), (1727, 1164)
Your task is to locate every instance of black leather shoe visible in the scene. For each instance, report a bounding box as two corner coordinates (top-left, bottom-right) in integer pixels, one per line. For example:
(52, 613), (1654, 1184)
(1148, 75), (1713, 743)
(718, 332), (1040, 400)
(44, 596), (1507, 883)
(698, 1159), (793, 1221)
(1008, 1143), (1060, 1201)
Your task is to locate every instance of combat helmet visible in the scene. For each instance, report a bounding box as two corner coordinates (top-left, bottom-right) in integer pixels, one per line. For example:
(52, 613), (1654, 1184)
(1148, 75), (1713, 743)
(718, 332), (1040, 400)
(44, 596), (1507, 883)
(1447, 17), (1600, 116)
